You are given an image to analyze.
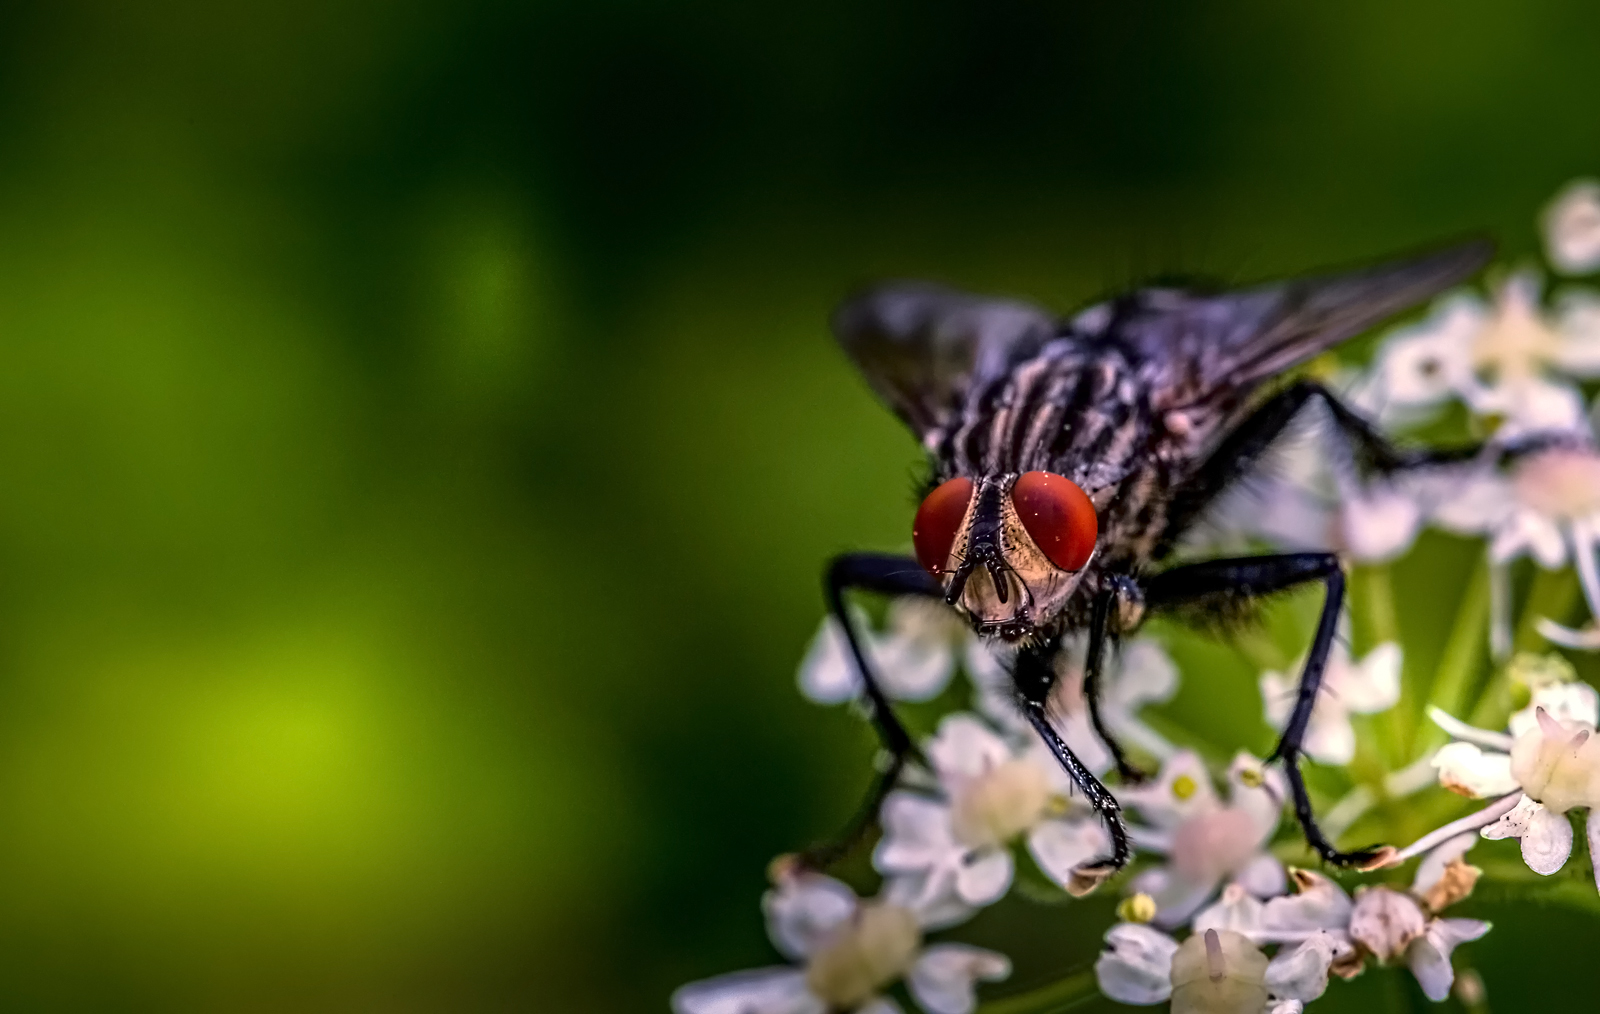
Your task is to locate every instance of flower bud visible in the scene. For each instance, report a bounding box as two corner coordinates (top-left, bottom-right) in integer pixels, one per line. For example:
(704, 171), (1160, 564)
(1348, 886), (1426, 962)
(1509, 707), (1600, 812)
(1170, 929), (1269, 1014)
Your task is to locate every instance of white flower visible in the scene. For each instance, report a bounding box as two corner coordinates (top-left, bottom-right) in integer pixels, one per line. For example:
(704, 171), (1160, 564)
(1371, 273), (1598, 437)
(1370, 294), (1485, 423)
(800, 600), (962, 704)
(1260, 641), (1401, 765)
(1095, 921), (1335, 1013)
(966, 634), (1180, 771)
(1189, 400), (1431, 564)
(1432, 445), (1600, 651)
(672, 872), (1010, 1014)
(874, 714), (1108, 913)
(1544, 178), (1600, 275)
(1404, 678), (1600, 885)
(1119, 752), (1287, 927)
(1188, 867), (1489, 1003)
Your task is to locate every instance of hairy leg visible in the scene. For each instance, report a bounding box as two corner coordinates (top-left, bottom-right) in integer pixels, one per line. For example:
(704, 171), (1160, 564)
(1156, 380), (1481, 557)
(799, 552), (944, 869)
(1144, 552), (1378, 866)
(1081, 582), (1145, 784)
(1012, 641), (1132, 890)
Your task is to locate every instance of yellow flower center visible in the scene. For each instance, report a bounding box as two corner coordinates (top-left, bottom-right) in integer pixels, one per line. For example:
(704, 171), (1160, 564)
(804, 903), (921, 1009)
(949, 758), (1051, 849)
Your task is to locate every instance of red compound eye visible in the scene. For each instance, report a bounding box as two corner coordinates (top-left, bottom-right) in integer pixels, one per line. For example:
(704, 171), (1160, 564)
(1012, 471), (1097, 571)
(912, 477), (975, 576)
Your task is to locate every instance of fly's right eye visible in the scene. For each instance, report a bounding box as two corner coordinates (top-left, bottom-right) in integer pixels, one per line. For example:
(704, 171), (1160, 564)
(912, 477), (975, 576)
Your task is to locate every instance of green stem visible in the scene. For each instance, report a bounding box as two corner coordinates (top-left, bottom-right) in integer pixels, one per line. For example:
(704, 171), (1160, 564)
(976, 971), (1098, 1014)
(1513, 565), (1581, 654)
(1468, 567), (1580, 731)
(1419, 558), (1491, 753)
(1354, 563), (1400, 647)
(1353, 564), (1403, 765)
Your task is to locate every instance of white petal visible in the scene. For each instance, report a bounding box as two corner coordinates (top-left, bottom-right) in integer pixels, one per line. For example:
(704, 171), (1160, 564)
(1150, 874), (1224, 929)
(1109, 638), (1180, 710)
(876, 599), (958, 701)
(1428, 706), (1515, 750)
(1474, 376), (1587, 439)
(1431, 742), (1518, 798)
(1431, 470), (1514, 535)
(1412, 831), (1478, 897)
(1231, 853), (1287, 899)
(1192, 884), (1265, 937)
(882, 874), (976, 932)
(798, 616), (862, 704)
(1588, 811), (1600, 894)
(1264, 932), (1340, 1002)
(1339, 642), (1402, 713)
(1488, 510), (1568, 568)
(1026, 818), (1108, 887)
(1259, 671), (1294, 731)
(1339, 486), (1421, 563)
(1375, 300), (1483, 407)
(1522, 802), (1576, 875)
(1267, 1002), (1304, 1014)
(1300, 709), (1356, 767)
(763, 873), (858, 960)
(1260, 871), (1352, 934)
(1405, 919), (1491, 1002)
(1094, 924), (1179, 1005)
(1480, 794), (1574, 875)
(1510, 681), (1600, 736)
(1120, 750), (1219, 829)
(907, 944), (1012, 1014)
(1226, 753), (1287, 842)
(1544, 178), (1600, 275)
(1556, 287), (1600, 367)
(1535, 617), (1600, 649)
(672, 968), (825, 1014)
(927, 714), (1013, 780)
(874, 793), (962, 874)
(954, 847), (1013, 906)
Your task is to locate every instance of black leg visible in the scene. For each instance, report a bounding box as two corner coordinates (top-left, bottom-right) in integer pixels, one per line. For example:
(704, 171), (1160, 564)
(1145, 552), (1379, 867)
(1081, 587), (1144, 784)
(799, 552), (945, 869)
(1156, 380), (1480, 557)
(1013, 642), (1132, 893)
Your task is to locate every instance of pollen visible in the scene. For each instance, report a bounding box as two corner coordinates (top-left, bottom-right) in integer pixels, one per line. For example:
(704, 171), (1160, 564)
(1171, 774), (1198, 800)
(1116, 893), (1157, 924)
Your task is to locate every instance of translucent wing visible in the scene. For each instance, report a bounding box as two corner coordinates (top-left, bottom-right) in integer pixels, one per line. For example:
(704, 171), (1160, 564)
(1090, 241), (1493, 408)
(832, 283), (1056, 440)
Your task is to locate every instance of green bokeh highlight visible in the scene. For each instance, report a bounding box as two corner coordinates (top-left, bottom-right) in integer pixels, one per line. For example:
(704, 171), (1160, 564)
(0, 1), (1593, 1010)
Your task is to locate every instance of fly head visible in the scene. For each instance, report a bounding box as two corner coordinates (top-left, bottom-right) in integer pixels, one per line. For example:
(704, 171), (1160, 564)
(913, 470), (1102, 642)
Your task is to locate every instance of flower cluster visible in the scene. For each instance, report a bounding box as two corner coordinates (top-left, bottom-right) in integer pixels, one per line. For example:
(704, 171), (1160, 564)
(675, 180), (1600, 1013)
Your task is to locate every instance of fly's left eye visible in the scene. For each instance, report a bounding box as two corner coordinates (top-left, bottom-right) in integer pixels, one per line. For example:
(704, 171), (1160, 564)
(1012, 471), (1097, 571)
(912, 477), (975, 576)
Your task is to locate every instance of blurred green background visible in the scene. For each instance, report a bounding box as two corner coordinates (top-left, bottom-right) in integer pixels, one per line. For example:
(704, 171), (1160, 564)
(0, 1), (1596, 1011)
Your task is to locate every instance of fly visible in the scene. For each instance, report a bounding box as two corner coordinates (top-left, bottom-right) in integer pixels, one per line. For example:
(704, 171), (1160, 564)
(807, 241), (1493, 893)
